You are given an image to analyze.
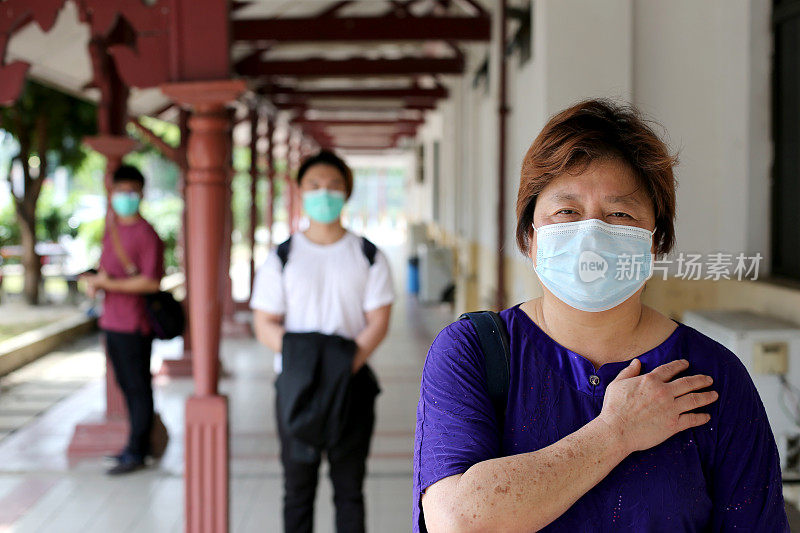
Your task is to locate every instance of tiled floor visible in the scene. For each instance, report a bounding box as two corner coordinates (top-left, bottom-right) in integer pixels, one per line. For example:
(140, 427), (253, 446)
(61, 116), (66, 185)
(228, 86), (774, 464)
(0, 244), (456, 532)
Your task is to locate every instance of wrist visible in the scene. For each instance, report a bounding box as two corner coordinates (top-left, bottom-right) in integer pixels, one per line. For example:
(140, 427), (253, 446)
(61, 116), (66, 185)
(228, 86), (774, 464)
(589, 415), (631, 461)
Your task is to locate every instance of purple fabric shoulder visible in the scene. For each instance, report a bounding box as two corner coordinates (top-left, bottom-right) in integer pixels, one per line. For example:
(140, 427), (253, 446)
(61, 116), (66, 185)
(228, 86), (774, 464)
(412, 311), (514, 532)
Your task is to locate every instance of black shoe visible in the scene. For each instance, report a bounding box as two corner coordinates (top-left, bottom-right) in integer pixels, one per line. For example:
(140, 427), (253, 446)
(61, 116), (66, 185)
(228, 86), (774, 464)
(103, 451), (125, 465)
(106, 454), (145, 476)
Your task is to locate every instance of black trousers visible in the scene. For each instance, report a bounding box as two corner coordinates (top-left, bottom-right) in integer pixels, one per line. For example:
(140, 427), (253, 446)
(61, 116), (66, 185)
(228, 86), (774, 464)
(276, 368), (377, 533)
(104, 329), (154, 458)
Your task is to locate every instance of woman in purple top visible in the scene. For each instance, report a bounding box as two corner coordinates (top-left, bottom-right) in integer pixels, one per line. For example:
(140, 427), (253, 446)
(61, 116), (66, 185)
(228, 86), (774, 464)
(413, 100), (789, 532)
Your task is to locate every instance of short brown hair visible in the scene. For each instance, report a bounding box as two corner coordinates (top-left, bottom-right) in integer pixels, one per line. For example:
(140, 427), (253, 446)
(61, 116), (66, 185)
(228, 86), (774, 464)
(516, 98), (678, 257)
(297, 150), (354, 198)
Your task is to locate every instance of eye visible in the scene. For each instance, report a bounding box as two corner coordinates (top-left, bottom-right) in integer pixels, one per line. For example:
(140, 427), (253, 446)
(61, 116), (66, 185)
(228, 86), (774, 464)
(608, 212), (632, 218)
(555, 209), (577, 215)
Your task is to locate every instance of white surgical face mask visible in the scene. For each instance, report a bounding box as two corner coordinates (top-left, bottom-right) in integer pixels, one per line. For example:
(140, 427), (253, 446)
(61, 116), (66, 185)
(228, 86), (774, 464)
(532, 219), (655, 312)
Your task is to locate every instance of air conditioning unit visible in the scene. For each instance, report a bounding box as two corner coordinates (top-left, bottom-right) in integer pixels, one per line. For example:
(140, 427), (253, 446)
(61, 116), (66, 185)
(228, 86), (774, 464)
(407, 222), (428, 259)
(417, 243), (454, 304)
(682, 310), (800, 470)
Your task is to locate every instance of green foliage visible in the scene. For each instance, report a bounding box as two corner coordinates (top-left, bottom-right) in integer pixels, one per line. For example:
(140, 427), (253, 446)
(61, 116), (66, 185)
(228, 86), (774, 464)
(69, 149), (106, 196)
(0, 201), (20, 249)
(35, 183), (79, 242)
(0, 79), (97, 173)
(125, 117), (180, 192)
(78, 216), (105, 254)
(141, 196), (182, 270)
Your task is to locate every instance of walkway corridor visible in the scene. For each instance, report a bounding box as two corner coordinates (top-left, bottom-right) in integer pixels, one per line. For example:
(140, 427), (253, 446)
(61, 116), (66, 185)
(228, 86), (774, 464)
(0, 243), (455, 532)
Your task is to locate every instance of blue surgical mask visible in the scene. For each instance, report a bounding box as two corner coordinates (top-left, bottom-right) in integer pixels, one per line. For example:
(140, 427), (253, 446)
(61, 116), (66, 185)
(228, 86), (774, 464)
(303, 189), (345, 224)
(533, 219), (655, 312)
(111, 192), (141, 217)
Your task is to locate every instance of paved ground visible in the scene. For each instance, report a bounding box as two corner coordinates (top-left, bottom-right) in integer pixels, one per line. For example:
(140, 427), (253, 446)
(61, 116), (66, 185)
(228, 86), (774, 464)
(0, 297), (86, 341)
(0, 333), (104, 442)
(0, 244), (456, 532)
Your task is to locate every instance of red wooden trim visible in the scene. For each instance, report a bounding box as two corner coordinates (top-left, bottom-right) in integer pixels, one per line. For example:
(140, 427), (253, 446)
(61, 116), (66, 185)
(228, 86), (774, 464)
(232, 15), (491, 42)
(262, 84), (448, 99)
(238, 56), (464, 77)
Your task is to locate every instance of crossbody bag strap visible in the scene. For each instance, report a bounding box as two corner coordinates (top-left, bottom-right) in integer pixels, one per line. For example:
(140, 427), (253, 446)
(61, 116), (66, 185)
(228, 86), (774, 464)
(107, 213), (139, 277)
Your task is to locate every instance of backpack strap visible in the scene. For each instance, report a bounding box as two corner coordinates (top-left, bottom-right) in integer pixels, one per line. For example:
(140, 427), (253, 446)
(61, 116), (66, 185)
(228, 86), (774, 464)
(277, 236), (292, 271)
(278, 234), (377, 270)
(458, 311), (511, 434)
(361, 236), (377, 266)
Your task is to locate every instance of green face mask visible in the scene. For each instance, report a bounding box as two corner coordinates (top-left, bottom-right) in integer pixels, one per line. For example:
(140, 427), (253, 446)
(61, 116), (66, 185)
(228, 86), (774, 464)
(111, 192), (141, 217)
(302, 189), (345, 224)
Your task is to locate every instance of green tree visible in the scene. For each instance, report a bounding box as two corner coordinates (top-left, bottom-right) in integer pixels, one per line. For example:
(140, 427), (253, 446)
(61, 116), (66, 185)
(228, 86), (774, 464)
(0, 80), (96, 304)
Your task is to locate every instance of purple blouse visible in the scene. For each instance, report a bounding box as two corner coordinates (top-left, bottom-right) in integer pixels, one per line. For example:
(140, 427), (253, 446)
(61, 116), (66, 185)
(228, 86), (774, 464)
(413, 303), (788, 532)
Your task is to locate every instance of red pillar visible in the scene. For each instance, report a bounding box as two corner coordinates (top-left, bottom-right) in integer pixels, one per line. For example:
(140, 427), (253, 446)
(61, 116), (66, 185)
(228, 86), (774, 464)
(67, 135), (138, 458)
(159, 109), (194, 377)
(284, 128), (296, 235)
(266, 115), (276, 248)
(161, 79), (246, 533)
(221, 109), (251, 337)
(288, 128), (302, 233)
(248, 107), (259, 297)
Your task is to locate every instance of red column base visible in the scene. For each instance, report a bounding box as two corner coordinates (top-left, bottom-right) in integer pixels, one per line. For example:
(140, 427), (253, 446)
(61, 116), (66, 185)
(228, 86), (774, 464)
(185, 395), (229, 533)
(233, 300), (250, 312)
(67, 415), (128, 459)
(221, 318), (252, 338)
(157, 351), (194, 378)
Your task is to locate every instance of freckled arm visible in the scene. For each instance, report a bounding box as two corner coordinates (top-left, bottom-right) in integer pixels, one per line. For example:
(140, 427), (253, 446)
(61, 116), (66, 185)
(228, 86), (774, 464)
(421, 417), (628, 533)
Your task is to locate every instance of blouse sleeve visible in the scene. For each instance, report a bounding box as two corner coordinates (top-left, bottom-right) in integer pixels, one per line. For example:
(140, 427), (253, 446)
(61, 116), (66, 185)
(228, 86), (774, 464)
(412, 319), (501, 532)
(708, 350), (789, 531)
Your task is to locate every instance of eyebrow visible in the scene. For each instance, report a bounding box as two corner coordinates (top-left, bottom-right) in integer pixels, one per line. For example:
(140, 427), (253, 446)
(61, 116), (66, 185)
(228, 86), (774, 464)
(548, 192), (644, 206)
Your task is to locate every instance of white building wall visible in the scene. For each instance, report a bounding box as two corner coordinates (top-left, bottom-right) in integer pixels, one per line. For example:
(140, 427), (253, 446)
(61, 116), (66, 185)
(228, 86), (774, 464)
(633, 0), (772, 268)
(407, 0), (773, 306)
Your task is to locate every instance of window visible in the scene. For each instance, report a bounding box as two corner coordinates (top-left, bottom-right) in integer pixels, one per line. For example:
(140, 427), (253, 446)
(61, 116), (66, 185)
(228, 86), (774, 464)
(772, 0), (800, 280)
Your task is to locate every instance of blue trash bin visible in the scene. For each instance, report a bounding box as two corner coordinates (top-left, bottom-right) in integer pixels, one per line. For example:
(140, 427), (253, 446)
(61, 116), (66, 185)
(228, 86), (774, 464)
(407, 256), (420, 294)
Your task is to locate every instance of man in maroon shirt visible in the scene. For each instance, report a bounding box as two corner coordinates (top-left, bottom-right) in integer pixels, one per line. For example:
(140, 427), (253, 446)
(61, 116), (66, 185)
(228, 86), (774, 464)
(82, 165), (164, 475)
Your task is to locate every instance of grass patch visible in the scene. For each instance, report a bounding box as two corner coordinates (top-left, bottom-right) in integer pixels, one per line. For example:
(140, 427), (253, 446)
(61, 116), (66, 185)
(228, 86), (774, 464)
(0, 320), (58, 343)
(2, 274), (69, 296)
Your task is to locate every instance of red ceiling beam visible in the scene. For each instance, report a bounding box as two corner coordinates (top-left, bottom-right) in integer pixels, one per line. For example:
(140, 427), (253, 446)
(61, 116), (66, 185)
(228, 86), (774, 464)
(232, 15), (490, 43)
(231, 1), (253, 13)
(263, 85), (449, 100)
(275, 102), (436, 112)
(300, 128), (412, 143)
(294, 119), (423, 127)
(238, 56), (464, 77)
(316, 1), (355, 17)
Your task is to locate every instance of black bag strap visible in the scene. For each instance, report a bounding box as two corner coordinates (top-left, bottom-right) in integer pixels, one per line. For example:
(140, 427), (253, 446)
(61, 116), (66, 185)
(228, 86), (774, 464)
(277, 234), (378, 270)
(458, 311), (511, 434)
(361, 236), (377, 266)
(277, 236), (293, 269)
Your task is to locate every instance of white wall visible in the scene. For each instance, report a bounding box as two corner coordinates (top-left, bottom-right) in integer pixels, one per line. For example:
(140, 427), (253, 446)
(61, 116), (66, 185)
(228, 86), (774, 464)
(408, 0), (773, 302)
(633, 0), (772, 268)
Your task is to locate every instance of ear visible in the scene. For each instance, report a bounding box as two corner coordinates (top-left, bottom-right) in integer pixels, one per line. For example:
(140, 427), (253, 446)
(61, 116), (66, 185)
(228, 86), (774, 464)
(650, 229), (658, 256)
(528, 226), (537, 266)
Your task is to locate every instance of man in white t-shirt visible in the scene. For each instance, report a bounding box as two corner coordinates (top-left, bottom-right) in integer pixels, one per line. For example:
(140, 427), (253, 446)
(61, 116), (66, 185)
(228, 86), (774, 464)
(251, 150), (394, 533)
